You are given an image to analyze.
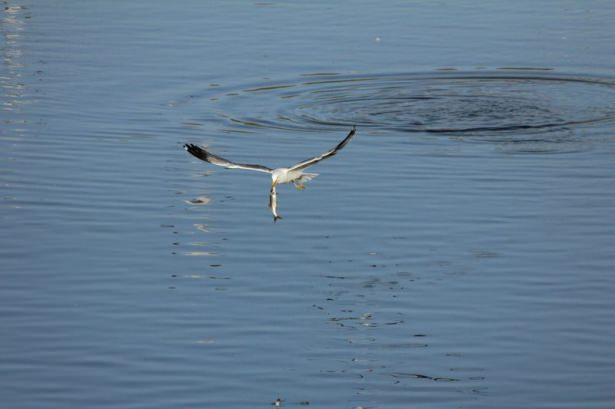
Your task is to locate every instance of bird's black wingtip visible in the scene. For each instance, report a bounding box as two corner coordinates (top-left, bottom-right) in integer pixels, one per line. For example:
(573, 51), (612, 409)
(184, 143), (200, 154)
(184, 143), (213, 163)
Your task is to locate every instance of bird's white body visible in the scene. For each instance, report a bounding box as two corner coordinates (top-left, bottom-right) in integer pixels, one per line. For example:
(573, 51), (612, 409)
(272, 168), (297, 184)
(271, 168), (318, 187)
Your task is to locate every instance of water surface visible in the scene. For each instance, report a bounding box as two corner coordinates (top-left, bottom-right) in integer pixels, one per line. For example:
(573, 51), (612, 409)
(2, 1), (615, 408)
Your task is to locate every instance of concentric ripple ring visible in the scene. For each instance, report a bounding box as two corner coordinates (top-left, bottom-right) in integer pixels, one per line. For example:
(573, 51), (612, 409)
(189, 71), (615, 147)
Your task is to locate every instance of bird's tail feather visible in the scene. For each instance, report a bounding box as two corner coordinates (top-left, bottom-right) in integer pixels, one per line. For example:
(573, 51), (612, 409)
(298, 173), (319, 183)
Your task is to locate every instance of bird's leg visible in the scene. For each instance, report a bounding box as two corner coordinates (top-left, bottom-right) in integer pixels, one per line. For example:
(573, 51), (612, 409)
(294, 182), (305, 191)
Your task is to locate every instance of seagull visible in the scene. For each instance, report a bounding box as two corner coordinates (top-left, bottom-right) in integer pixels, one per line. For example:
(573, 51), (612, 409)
(184, 126), (357, 221)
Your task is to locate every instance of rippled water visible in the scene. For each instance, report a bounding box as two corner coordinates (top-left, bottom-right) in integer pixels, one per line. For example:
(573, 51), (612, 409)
(2, 1), (615, 408)
(211, 72), (615, 132)
(194, 71), (615, 154)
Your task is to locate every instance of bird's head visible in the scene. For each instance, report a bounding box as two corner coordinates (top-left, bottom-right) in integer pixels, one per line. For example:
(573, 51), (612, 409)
(271, 173), (280, 188)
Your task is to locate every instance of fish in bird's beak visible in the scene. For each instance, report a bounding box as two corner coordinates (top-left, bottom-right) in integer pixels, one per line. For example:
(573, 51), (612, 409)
(269, 186), (282, 222)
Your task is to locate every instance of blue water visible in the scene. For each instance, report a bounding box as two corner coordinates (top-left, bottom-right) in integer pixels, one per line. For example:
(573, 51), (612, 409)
(2, 1), (615, 408)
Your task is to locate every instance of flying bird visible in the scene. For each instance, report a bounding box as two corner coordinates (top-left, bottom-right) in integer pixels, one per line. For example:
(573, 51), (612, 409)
(184, 126), (357, 221)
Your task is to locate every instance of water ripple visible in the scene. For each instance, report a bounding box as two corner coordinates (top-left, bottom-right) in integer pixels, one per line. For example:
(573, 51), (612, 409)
(189, 71), (615, 151)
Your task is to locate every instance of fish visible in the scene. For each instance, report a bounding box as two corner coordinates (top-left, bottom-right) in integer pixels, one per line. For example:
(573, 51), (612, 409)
(268, 186), (282, 222)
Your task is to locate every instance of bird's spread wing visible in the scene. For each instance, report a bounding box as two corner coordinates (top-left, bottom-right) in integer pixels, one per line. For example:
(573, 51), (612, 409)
(289, 126), (356, 171)
(184, 144), (273, 173)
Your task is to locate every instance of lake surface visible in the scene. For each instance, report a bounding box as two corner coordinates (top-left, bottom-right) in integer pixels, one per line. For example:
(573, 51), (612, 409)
(2, 1), (615, 408)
